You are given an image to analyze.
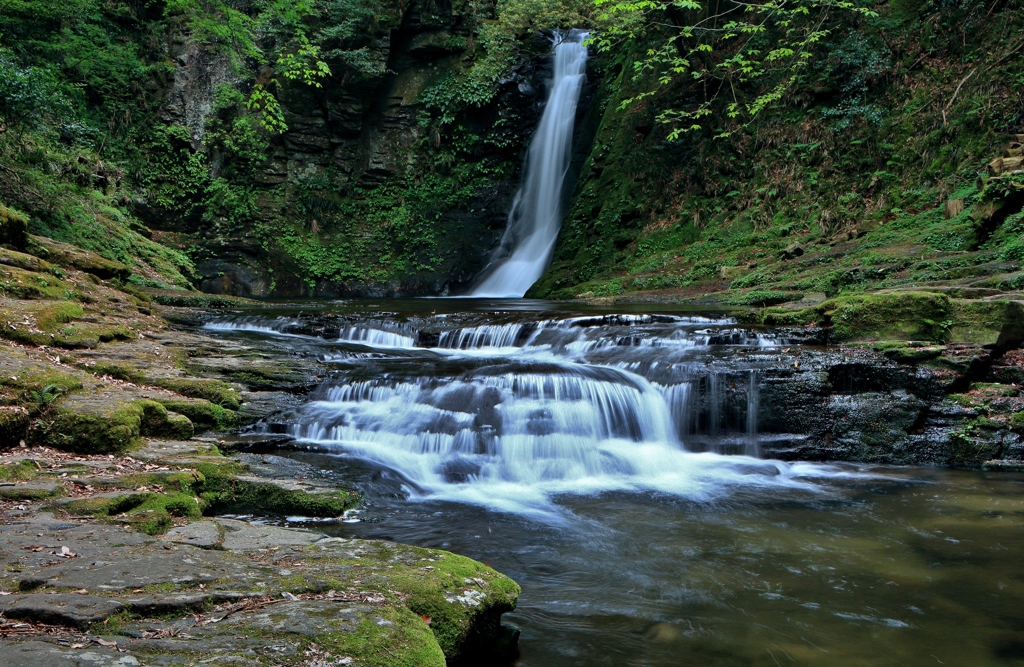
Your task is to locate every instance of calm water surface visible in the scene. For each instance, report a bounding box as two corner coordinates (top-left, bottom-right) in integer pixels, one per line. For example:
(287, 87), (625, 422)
(207, 300), (1024, 666)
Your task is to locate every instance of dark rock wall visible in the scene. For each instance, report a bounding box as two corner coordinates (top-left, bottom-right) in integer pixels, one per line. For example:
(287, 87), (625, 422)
(144, 5), (600, 298)
(684, 345), (1024, 467)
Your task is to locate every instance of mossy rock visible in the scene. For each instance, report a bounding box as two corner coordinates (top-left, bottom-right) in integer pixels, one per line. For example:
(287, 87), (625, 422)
(194, 462), (357, 517)
(0, 248), (57, 274)
(758, 292), (1024, 345)
(0, 481), (64, 500)
(872, 341), (946, 363)
(304, 540), (520, 664)
(25, 235), (130, 280)
(33, 397), (193, 454)
(951, 300), (1024, 347)
(0, 459), (40, 482)
(0, 202), (28, 249)
(763, 291), (954, 342)
(0, 367), (84, 397)
(1010, 411), (1024, 434)
(153, 398), (236, 430)
(61, 490), (204, 535)
(316, 606), (446, 667)
(0, 300), (136, 348)
(0, 265), (76, 300)
(0, 406), (31, 444)
(153, 378), (241, 410)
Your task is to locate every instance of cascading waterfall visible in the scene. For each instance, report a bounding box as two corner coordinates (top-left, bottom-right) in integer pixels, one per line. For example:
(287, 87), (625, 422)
(196, 309), (827, 515)
(470, 30), (589, 298)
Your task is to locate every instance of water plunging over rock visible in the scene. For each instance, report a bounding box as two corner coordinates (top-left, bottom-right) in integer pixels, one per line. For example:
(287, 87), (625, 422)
(470, 31), (590, 298)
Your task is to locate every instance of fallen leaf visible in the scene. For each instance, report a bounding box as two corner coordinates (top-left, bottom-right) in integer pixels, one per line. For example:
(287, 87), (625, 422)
(96, 638), (117, 647)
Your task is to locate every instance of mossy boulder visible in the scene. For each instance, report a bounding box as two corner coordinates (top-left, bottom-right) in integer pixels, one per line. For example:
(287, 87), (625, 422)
(757, 292), (1024, 345)
(33, 396), (194, 454)
(0, 202), (28, 249)
(0, 406), (31, 444)
(952, 299), (1024, 347)
(301, 539), (521, 665)
(154, 398), (236, 430)
(153, 378), (241, 410)
(872, 341), (946, 363)
(184, 461), (357, 517)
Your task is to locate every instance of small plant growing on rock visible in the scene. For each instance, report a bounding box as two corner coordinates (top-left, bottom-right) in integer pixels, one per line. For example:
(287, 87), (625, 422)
(28, 383), (66, 409)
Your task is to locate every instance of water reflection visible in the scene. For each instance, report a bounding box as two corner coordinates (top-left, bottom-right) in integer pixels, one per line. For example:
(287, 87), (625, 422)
(293, 458), (1024, 667)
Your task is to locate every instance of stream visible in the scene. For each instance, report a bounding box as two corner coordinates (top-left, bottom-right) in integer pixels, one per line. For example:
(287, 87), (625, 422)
(206, 299), (1024, 667)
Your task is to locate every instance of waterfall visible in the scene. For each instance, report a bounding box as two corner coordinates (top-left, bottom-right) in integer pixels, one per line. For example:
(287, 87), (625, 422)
(222, 309), (813, 515)
(470, 30), (589, 298)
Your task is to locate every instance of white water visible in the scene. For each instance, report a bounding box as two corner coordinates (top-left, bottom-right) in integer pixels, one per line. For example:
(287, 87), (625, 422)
(199, 310), (862, 517)
(470, 31), (590, 298)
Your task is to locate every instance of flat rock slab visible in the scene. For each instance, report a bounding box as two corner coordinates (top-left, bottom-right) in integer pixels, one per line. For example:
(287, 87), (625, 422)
(0, 641), (141, 667)
(123, 592), (210, 615)
(0, 481), (63, 500)
(162, 519), (324, 552)
(45, 548), (248, 592)
(164, 520), (222, 549)
(217, 518), (324, 552)
(1, 594), (124, 628)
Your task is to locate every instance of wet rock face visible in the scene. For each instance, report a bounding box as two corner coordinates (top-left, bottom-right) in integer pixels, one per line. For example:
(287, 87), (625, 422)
(748, 347), (1024, 466)
(149, 2), (579, 298)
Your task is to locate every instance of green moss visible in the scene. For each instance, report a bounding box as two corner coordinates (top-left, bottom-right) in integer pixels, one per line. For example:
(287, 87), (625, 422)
(157, 398), (235, 430)
(0, 202), (29, 248)
(0, 367), (83, 396)
(153, 378), (241, 410)
(194, 462), (357, 517)
(386, 550), (520, 661)
(725, 290), (804, 306)
(1010, 411), (1024, 434)
(35, 397), (193, 454)
(38, 400), (144, 453)
(77, 362), (144, 383)
(0, 265), (75, 299)
(0, 484), (64, 500)
(952, 300), (1024, 347)
(25, 236), (130, 281)
(63, 490), (204, 535)
(757, 292), (972, 342)
(872, 341), (945, 363)
(317, 606), (446, 667)
(0, 459), (39, 481)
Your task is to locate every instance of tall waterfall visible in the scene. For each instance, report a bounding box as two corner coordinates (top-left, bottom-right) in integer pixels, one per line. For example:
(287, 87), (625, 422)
(470, 30), (589, 298)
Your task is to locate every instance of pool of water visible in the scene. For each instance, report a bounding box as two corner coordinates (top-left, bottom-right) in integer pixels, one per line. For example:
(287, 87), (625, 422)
(290, 457), (1024, 667)
(204, 300), (1024, 666)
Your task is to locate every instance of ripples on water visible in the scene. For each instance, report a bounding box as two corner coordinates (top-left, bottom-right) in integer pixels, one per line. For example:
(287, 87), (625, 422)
(205, 300), (1024, 666)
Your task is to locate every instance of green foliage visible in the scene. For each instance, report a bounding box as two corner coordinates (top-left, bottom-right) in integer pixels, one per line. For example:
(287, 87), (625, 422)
(419, 0), (593, 123)
(595, 0), (879, 137)
(0, 49), (77, 135)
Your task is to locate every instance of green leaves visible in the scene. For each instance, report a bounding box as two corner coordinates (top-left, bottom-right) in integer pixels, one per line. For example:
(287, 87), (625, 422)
(596, 0), (881, 136)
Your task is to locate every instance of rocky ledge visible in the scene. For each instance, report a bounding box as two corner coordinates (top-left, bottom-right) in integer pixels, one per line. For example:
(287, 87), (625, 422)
(0, 241), (520, 665)
(0, 441), (519, 667)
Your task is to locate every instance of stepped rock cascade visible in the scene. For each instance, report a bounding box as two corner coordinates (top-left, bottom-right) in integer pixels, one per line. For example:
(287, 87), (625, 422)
(210, 308), (858, 516)
(470, 31), (590, 298)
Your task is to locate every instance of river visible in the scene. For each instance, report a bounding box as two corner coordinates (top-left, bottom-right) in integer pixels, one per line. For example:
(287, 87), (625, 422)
(205, 299), (1024, 667)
